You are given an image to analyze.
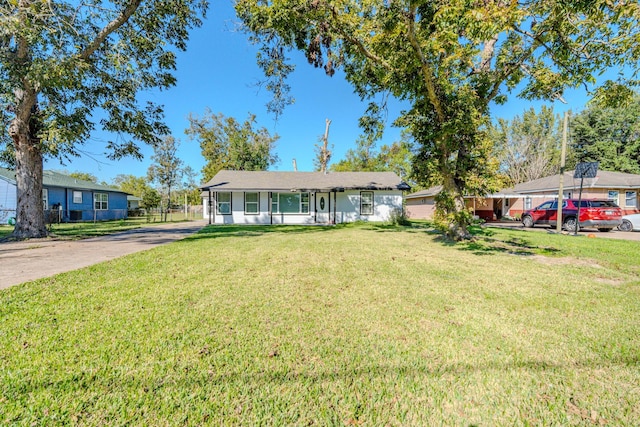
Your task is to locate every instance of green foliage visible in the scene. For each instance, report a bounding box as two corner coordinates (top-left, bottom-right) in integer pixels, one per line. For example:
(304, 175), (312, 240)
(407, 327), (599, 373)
(186, 110), (279, 181)
(142, 188), (162, 210)
(332, 133), (417, 187)
(570, 93), (640, 174)
(69, 171), (98, 183)
(490, 106), (563, 185)
(147, 136), (183, 220)
(386, 207), (411, 226)
(1, 0), (207, 238)
(113, 175), (152, 198)
(236, 0), (640, 240)
(1, 0), (207, 161)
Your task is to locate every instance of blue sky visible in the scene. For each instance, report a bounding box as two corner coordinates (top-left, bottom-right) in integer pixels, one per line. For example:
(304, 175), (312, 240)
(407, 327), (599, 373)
(45, 0), (591, 185)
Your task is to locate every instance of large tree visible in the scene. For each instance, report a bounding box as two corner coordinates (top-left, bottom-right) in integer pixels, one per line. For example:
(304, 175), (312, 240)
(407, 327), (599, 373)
(186, 110), (279, 181)
(492, 106), (562, 185)
(1, 0), (206, 238)
(147, 136), (183, 221)
(236, 0), (640, 239)
(112, 174), (159, 209)
(570, 94), (640, 174)
(332, 134), (417, 188)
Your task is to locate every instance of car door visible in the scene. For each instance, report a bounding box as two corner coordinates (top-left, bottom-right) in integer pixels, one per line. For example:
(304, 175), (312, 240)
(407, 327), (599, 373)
(531, 201), (554, 225)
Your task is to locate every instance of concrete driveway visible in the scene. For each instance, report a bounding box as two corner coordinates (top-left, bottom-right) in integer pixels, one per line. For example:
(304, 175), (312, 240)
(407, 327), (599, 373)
(0, 220), (207, 290)
(486, 221), (640, 242)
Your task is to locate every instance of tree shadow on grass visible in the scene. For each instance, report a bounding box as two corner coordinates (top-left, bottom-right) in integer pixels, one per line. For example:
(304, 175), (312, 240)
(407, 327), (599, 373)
(458, 235), (562, 256)
(428, 225), (563, 257)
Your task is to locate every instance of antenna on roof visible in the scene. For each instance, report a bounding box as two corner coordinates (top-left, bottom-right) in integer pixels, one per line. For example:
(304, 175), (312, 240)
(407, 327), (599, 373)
(292, 158), (297, 171)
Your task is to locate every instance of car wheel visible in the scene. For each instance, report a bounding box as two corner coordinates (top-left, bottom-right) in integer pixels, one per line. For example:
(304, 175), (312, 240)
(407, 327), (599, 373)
(597, 228), (612, 232)
(563, 217), (578, 232)
(522, 215), (534, 228)
(618, 219), (633, 232)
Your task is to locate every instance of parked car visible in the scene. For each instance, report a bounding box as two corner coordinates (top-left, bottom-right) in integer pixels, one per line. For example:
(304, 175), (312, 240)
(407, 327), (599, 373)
(618, 213), (640, 232)
(521, 199), (622, 232)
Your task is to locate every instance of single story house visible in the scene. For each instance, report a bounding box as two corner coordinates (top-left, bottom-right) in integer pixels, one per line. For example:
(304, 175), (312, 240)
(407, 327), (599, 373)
(0, 167), (129, 224)
(127, 195), (143, 210)
(406, 170), (640, 221)
(200, 170), (410, 225)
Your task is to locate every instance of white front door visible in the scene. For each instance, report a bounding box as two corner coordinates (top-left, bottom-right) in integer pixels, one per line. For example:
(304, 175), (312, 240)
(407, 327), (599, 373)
(316, 192), (330, 223)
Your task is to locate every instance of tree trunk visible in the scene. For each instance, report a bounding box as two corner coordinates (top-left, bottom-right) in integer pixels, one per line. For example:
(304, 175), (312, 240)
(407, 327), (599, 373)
(9, 89), (48, 239)
(438, 174), (471, 241)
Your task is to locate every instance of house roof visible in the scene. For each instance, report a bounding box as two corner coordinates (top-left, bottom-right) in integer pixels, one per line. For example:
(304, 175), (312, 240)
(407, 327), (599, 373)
(0, 167), (16, 184)
(405, 185), (443, 199)
(200, 170), (411, 192)
(513, 170), (640, 193)
(404, 170), (640, 199)
(0, 167), (127, 193)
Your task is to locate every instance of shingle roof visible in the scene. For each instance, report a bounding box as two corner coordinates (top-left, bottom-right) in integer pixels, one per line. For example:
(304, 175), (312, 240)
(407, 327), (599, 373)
(0, 167), (126, 193)
(200, 170), (410, 192)
(404, 185), (443, 199)
(513, 170), (640, 193)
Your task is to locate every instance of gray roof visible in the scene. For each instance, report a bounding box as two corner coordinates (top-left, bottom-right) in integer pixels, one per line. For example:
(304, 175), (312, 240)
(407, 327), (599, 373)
(405, 185), (443, 199)
(0, 167), (126, 193)
(200, 170), (410, 192)
(513, 170), (640, 193)
(404, 170), (640, 199)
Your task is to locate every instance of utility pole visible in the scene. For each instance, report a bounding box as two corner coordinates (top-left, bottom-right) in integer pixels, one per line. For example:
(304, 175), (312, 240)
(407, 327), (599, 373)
(556, 111), (569, 233)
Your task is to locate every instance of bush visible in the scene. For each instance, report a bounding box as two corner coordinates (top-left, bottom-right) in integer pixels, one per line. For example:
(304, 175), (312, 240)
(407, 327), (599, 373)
(388, 208), (411, 226)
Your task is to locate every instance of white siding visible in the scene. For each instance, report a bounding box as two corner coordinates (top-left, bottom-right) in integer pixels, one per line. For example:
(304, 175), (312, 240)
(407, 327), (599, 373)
(0, 178), (17, 225)
(202, 190), (404, 224)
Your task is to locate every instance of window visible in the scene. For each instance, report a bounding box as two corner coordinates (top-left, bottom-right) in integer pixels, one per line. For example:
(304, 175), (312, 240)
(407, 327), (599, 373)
(524, 197), (532, 210)
(73, 191), (83, 204)
(42, 189), (48, 210)
(608, 190), (619, 204)
(217, 192), (231, 214)
(271, 192), (309, 214)
(361, 191), (374, 215)
(626, 191), (637, 208)
(245, 192), (259, 214)
(538, 201), (553, 210)
(94, 193), (108, 210)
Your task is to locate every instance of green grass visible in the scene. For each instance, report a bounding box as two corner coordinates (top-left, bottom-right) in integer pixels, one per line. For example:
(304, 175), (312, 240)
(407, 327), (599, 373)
(0, 216), (192, 240)
(1, 223), (639, 425)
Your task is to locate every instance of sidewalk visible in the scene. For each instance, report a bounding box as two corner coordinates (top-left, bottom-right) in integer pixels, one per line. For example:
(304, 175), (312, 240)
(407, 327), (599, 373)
(0, 220), (207, 290)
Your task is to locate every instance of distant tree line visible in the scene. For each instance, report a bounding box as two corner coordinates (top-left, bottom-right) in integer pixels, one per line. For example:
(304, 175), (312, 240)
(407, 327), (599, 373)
(491, 93), (640, 186)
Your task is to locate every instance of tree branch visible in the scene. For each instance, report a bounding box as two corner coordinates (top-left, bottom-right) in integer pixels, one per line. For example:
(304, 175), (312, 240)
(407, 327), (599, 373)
(79, 0), (143, 60)
(404, 5), (445, 123)
(327, 4), (393, 71)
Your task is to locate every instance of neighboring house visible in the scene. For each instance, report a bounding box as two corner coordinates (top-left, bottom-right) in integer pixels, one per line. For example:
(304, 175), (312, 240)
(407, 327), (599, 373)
(0, 169), (17, 224)
(0, 167), (129, 224)
(406, 170), (640, 220)
(200, 170), (410, 225)
(127, 195), (142, 210)
(404, 186), (442, 221)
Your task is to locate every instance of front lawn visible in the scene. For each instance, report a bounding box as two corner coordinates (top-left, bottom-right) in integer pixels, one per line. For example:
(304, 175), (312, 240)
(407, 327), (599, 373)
(1, 224), (638, 425)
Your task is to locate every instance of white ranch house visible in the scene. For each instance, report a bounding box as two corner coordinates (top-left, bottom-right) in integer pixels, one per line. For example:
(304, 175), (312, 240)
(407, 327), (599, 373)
(201, 170), (410, 225)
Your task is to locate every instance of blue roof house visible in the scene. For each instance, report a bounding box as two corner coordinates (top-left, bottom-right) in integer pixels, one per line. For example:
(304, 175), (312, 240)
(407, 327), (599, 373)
(0, 167), (129, 223)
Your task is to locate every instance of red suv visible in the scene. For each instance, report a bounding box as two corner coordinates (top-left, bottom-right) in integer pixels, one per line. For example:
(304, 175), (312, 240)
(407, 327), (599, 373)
(521, 199), (622, 232)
